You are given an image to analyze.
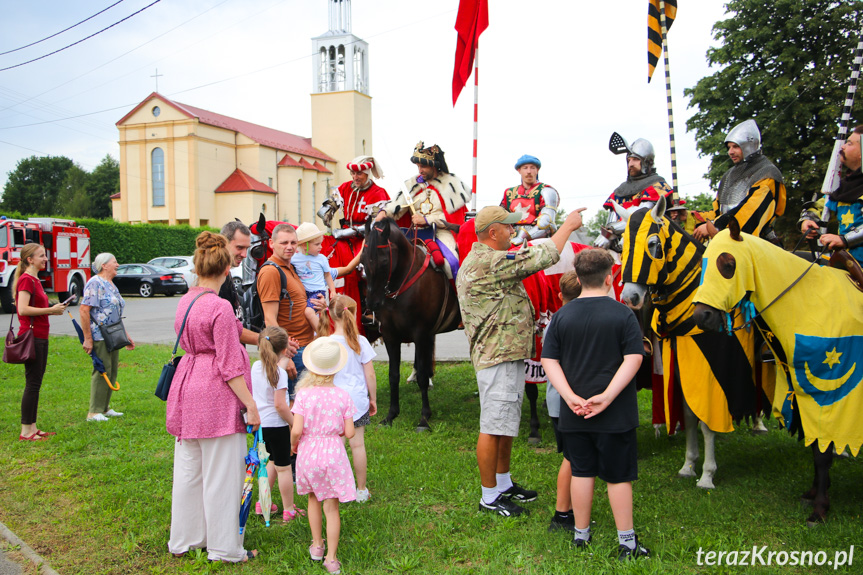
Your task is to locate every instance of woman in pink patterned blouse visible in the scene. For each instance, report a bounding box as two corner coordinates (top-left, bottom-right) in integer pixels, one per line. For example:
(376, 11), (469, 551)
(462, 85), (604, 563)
(166, 232), (261, 563)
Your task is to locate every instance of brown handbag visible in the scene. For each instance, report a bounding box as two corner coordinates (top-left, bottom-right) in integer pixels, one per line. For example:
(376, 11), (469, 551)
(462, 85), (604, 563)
(3, 315), (35, 364)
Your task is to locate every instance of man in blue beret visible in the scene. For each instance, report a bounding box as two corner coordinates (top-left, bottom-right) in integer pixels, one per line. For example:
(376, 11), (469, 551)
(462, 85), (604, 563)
(500, 155), (561, 246)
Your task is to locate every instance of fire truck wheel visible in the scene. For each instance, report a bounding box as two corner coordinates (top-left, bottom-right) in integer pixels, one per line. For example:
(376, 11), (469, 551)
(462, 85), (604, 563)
(67, 276), (84, 307)
(139, 282), (154, 298)
(0, 285), (14, 314)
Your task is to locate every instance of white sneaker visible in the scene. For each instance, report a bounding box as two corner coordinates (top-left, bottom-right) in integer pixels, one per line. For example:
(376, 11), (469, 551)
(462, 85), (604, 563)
(104, 409), (124, 417)
(355, 489), (370, 503)
(87, 414), (109, 422)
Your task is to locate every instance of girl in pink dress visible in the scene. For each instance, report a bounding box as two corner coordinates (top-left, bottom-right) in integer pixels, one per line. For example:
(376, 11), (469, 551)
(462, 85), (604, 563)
(291, 337), (356, 575)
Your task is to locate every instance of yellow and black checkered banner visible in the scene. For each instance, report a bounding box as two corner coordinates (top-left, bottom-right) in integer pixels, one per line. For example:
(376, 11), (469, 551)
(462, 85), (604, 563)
(648, 0), (677, 82)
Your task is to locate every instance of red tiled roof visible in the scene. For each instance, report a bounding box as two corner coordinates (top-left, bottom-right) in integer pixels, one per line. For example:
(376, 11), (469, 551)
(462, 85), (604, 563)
(215, 169), (277, 194)
(298, 158), (316, 170)
(117, 93), (336, 163)
(313, 161), (332, 174)
(278, 154), (303, 168)
(110, 192), (121, 199)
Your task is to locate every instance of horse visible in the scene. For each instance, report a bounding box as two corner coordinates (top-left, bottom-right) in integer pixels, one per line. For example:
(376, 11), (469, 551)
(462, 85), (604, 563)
(361, 217), (461, 431)
(617, 196), (772, 489)
(693, 224), (863, 524)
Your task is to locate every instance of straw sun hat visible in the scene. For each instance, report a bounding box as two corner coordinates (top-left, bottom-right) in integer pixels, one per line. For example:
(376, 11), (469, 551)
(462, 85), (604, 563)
(302, 337), (348, 376)
(295, 222), (325, 244)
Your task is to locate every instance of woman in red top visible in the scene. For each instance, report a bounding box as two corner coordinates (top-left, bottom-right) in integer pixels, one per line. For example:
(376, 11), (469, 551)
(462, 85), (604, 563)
(14, 243), (68, 441)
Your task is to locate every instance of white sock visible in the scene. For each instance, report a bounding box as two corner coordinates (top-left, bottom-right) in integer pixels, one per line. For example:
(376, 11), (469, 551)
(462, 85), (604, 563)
(481, 485), (499, 504)
(496, 472), (513, 493)
(618, 529), (636, 550)
(574, 526), (591, 542)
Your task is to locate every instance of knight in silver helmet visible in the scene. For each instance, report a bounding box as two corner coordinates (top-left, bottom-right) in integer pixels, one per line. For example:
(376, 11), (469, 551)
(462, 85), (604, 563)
(500, 155), (561, 246)
(596, 133), (675, 250)
(693, 119), (786, 243)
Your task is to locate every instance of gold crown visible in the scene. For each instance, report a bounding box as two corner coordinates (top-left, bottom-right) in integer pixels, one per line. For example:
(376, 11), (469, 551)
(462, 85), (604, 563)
(412, 141), (440, 162)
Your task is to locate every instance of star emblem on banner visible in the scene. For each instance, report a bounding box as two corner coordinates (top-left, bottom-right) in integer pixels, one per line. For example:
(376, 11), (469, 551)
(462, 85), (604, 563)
(841, 211), (855, 227)
(823, 347), (843, 369)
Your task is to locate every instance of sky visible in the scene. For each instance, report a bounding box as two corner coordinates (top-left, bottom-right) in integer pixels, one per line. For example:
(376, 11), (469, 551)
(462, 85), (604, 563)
(0, 0), (732, 223)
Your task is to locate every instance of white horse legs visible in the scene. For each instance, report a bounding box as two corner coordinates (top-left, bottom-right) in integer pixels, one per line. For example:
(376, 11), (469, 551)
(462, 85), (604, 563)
(677, 400), (717, 489)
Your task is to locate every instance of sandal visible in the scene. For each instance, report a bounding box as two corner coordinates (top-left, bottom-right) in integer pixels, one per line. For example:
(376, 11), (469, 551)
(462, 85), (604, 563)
(19, 433), (46, 441)
(283, 506), (306, 522)
(323, 558), (342, 574)
(35, 430), (56, 437)
(243, 550), (258, 562)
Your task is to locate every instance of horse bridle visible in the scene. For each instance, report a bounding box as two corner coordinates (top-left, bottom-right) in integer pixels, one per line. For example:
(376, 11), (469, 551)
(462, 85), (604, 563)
(371, 223), (427, 299)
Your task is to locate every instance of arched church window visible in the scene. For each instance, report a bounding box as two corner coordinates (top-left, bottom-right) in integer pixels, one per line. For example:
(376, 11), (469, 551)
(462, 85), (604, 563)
(297, 179), (303, 221)
(152, 147), (165, 207)
(328, 46), (337, 91)
(354, 47), (364, 93)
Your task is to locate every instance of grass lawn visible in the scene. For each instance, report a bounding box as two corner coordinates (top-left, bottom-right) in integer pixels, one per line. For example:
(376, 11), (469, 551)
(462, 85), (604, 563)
(1, 336), (862, 574)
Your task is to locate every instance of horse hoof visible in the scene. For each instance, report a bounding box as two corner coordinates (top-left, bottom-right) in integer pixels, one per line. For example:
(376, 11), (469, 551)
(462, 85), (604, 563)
(677, 470), (697, 479)
(749, 428), (768, 436)
(416, 425), (431, 433)
(696, 480), (715, 490)
(806, 516), (825, 528)
(379, 419), (393, 428)
(527, 436), (541, 446)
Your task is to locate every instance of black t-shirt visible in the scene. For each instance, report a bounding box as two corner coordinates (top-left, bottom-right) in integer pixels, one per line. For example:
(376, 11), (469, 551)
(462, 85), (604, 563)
(542, 296), (643, 433)
(218, 276), (243, 323)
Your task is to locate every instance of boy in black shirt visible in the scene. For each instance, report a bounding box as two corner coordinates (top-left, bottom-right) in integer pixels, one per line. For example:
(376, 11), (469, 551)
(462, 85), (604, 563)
(541, 249), (649, 560)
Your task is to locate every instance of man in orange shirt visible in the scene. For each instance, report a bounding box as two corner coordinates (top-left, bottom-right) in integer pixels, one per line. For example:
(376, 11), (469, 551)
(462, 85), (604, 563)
(259, 224), (325, 392)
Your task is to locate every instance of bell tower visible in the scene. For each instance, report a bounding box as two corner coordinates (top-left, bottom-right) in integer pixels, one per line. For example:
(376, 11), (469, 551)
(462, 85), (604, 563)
(311, 0), (372, 183)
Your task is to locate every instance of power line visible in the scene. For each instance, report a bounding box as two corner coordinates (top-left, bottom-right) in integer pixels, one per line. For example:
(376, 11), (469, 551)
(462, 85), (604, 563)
(0, 0), (127, 57)
(0, 0), (235, 114)
(0, 6), (459, 130)
(0, 0), (162, 73)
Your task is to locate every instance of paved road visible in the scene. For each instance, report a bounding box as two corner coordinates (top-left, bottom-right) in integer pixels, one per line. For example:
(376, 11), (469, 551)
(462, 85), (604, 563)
(1, 294), (471, 362)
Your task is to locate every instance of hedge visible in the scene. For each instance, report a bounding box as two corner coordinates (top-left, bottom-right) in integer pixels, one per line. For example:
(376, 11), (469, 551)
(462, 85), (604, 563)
(0, 211), (218, 264)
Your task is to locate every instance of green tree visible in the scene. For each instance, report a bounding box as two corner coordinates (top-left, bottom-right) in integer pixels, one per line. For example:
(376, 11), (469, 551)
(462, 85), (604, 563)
(684, 0), (863, 240)
(56, 164), (91, 218)
(1, 155), (75, 215)
(584, 209), (609, 241)
(682, 192), (714, 213)
(88, 155), (119, 219)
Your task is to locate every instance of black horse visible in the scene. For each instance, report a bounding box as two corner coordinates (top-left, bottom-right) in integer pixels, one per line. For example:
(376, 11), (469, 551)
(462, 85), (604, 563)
(361, 217), (461, 431)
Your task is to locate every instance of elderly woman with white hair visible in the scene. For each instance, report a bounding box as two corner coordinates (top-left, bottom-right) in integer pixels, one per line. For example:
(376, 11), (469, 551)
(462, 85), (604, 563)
(80, 253), (134, 422)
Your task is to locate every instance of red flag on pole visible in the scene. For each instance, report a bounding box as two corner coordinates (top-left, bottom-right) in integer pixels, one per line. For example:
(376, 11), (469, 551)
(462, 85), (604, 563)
(452, 0), (488, 106)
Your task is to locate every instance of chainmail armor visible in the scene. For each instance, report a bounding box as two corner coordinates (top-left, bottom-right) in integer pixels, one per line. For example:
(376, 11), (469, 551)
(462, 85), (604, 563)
(717, 153), (783, 212)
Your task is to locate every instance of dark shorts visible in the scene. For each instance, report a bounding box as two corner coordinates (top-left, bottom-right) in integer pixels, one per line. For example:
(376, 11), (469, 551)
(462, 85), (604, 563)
(261, 425), (293, 467)
(354, 410), (370, 427)
(550, 417), (566, 456)
(305, 289), (326, 309)
(562, 428), (638, 484)
(288, 346), (305, 399)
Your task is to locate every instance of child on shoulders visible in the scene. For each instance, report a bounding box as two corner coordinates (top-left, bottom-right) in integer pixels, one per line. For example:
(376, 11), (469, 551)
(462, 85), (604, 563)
(293, 222), (362, 332)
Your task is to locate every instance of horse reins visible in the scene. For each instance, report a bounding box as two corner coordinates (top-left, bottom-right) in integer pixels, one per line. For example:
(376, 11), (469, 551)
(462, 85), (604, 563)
(723, 245), (828, 334)
(374, 223), (429, 299)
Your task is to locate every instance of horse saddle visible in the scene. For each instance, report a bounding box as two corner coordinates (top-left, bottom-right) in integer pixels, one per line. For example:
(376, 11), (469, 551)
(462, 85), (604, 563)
(830, 249), (863, 293)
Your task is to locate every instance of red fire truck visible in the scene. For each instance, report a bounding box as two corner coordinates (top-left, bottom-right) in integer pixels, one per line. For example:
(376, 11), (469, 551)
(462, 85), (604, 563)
(0, 217), (91, 314)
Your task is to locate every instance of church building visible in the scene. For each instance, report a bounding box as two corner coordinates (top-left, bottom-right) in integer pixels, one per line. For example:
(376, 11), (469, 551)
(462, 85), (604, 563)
(112, 0), (371, 229)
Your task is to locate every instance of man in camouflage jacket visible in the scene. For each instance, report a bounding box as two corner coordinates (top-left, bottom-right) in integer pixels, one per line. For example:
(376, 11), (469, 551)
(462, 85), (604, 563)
(457, 205), (585, 517)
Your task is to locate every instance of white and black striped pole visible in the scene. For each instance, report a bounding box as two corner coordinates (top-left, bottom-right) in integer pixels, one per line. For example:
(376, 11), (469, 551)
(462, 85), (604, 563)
(818, 26), (863, 213)
(658, 0), (678, 195)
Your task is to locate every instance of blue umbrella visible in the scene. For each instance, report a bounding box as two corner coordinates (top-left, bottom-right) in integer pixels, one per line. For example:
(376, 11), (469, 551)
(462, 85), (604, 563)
(68, 311), (119, 391)
(239, 425), (260, 534)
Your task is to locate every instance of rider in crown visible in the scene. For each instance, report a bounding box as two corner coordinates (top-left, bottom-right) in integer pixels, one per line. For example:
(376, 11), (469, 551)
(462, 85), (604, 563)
(376, 142), (470, 278)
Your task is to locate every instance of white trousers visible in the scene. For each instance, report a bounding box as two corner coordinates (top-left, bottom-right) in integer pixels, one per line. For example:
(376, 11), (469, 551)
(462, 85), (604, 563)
(168, 433), (247, 562)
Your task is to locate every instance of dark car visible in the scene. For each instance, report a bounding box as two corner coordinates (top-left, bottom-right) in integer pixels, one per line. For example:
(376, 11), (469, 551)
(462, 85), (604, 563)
(113, 264), (189, 298)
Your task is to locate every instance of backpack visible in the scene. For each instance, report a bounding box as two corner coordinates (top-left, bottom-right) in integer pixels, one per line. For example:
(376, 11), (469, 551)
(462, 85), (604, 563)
(241, 261), (290, 333)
